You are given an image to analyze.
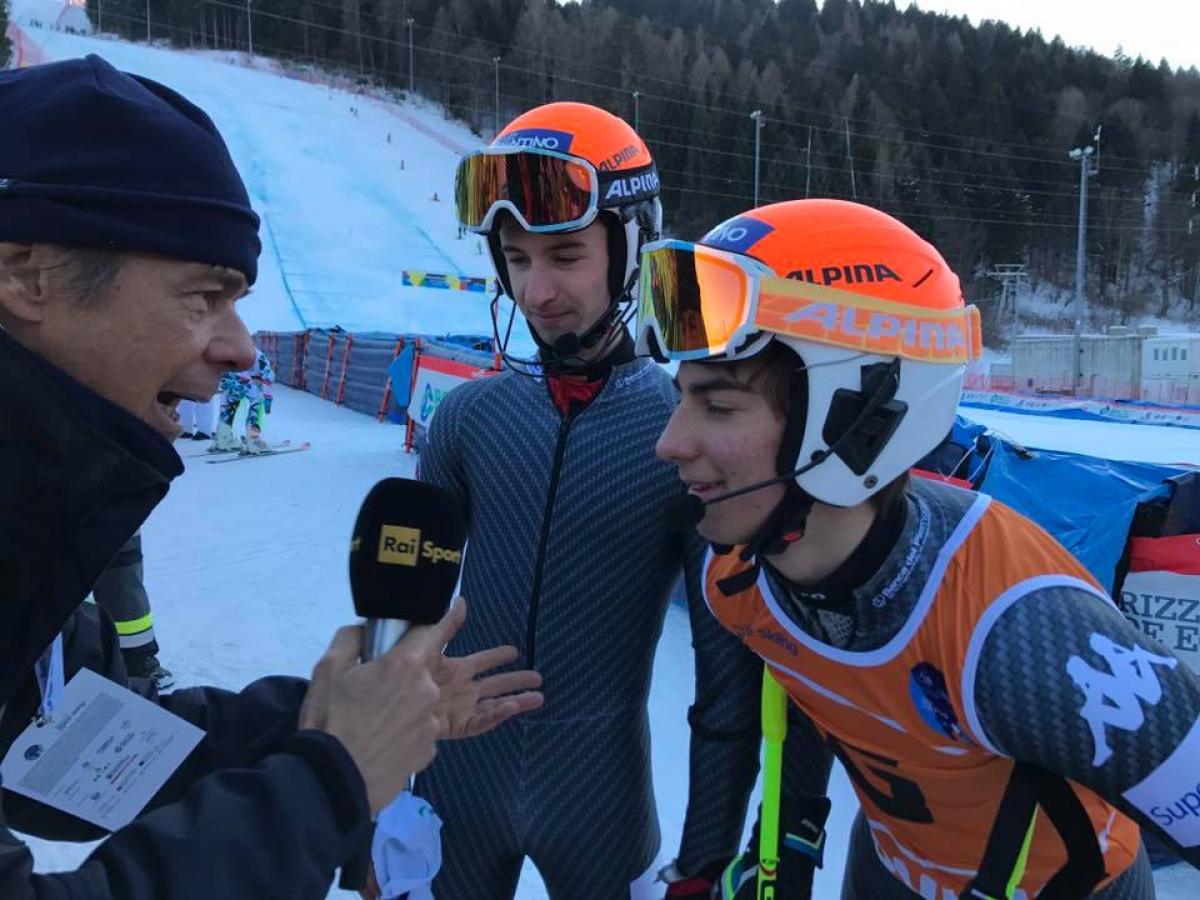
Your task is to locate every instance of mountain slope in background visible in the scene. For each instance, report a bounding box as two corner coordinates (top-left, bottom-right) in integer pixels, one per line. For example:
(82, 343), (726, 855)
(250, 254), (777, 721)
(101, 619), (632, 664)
(19, 19), (501, 338)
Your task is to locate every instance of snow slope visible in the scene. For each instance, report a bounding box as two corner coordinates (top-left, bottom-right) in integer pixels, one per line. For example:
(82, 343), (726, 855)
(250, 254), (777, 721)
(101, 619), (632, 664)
(8, 0), (90, 33)
(16, 388), (1200, 898)
(21, 23), (508, 341)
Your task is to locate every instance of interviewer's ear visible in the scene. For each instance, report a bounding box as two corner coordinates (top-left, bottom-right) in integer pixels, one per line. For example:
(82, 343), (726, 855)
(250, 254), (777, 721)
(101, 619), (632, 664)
(0, 242), (54, 326)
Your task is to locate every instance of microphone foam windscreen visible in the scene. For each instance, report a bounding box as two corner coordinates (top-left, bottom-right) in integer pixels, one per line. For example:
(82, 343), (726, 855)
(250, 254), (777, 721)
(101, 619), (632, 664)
(349, 478), (467, 623)
(552, 332), (582, 358)
(664, 492), (705, 533)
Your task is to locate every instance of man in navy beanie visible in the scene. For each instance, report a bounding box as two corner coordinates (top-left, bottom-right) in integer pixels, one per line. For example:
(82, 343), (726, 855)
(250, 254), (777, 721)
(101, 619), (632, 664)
(0, 56), (542, 898)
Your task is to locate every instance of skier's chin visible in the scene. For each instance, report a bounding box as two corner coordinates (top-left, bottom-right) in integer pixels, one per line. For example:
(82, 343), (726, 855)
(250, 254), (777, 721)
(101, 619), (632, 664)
(695, 513), (760, 547)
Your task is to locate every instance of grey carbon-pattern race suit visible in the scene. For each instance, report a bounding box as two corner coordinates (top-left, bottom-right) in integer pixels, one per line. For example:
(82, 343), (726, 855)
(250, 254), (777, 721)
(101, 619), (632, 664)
(416, 356), (770, 898)
(763, 478), (1200, 898)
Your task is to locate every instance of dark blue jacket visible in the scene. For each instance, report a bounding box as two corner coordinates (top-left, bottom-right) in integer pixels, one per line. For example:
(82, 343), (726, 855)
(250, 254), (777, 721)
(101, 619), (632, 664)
(0, 330), (370, 898)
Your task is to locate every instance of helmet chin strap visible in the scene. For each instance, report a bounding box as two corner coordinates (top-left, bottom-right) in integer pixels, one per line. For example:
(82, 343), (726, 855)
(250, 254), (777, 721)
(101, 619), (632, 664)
(527, 271), (638, 375)
(739, 484), (815, 561)
(710, 484), (815, 598)
(533, 297), (617, 358)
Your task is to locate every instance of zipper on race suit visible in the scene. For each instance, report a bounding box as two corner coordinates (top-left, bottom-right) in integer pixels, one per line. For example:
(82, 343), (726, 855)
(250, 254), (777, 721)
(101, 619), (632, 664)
(524, 412), (575, 668)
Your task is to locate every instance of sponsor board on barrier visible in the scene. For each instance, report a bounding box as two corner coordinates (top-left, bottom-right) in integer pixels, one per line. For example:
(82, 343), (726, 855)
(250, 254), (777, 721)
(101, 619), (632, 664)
(960, 390), (1200, 430)
(407, 354), (497, 430)
(1119, 534), (1200, 673)
(962, 390), (1066, 412)
(402, 270), (496, 293)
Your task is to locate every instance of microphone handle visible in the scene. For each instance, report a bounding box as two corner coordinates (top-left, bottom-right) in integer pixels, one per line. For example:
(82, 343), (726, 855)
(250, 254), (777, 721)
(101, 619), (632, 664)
(363, 618), (411, 662)
(338, 618), (413, 891)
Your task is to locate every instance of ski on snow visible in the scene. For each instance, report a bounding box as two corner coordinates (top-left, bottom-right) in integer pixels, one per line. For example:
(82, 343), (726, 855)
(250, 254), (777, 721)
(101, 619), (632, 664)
(183, 439), (293, 459)
(204, 441), (311, 464)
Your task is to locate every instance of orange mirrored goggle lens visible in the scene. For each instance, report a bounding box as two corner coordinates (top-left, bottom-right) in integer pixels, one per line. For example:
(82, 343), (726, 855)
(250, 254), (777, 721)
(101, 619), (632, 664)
(455, 151), (597, 231)
(638, 242), (752, 357)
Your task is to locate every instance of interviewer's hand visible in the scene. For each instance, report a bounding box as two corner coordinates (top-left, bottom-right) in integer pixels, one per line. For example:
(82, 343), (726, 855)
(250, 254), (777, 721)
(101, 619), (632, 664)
(299, 601), (468, 815)
(433, 599), (544, 740)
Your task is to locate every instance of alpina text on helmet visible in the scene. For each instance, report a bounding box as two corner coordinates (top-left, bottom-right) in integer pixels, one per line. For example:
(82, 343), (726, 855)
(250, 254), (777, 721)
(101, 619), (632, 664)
(782, 302), (970, 353)
(786, 263), (903, 286)
(603, 170), (660, 202)
(597, 144), (642, 171)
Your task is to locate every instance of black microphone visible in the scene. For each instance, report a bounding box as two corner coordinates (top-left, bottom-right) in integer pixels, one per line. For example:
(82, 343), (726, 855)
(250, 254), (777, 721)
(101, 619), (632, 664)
(550, 294), (623, 359)
(348, 477), (467, 661)
(552, 331), (582, 358)
(339, 478), (467, 892)
(664, 492), (707, 532)
(664, 462), (825, 532)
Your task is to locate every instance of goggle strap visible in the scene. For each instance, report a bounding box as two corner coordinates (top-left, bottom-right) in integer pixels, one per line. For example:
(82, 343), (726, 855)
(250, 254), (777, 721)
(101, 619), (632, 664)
(752, 278), (982, 364)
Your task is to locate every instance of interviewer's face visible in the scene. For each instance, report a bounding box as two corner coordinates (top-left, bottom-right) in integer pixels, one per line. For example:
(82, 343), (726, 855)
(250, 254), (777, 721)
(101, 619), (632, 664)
(0, 244), (256, 440)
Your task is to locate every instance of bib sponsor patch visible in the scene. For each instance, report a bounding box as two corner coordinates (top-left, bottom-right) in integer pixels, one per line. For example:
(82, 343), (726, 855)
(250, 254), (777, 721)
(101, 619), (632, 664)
(1123, 715), (1200, 847)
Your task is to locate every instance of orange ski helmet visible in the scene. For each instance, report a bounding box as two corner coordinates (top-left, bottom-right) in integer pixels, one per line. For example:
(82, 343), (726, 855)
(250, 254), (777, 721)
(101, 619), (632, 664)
(690, 199), (977, 507)
(483, 101), (662, 303)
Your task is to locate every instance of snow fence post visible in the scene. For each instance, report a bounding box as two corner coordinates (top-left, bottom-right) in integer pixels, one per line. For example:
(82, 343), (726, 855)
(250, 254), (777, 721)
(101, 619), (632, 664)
(336, 335), (354, 405)
(320, 332), (337, 400)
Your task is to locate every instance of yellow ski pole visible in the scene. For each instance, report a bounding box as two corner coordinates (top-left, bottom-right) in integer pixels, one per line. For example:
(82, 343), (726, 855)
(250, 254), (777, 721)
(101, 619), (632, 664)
(758, 668), (788, 899)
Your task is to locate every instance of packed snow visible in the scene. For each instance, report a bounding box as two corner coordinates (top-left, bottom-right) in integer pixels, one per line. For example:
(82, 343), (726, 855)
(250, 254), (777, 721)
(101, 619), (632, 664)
(8, 15), (1200, 899)
(965, 407), (1200, 467)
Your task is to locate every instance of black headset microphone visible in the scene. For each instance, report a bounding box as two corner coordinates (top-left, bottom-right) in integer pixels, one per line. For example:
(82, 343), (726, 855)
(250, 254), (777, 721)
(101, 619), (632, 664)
(340, 477), (467, 890)
(664, 453), (833, 532)
(547, 290), (628, 361)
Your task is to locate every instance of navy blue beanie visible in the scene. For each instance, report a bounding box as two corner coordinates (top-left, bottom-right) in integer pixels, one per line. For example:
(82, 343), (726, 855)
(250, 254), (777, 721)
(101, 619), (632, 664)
(0, 55), (261, 284)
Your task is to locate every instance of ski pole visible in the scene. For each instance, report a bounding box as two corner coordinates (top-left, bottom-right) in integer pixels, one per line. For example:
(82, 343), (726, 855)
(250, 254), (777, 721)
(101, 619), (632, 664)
(758, 668), (788, 899)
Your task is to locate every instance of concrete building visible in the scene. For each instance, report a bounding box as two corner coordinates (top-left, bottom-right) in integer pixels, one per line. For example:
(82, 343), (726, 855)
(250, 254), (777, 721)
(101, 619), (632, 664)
(1142, 335), (1200, 406)
(1008, 326), (1196, 401)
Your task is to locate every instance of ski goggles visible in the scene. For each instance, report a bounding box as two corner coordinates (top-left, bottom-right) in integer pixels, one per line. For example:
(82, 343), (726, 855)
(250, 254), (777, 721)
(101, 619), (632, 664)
(636, 239), (982, 364)
(454, 146), (600, 234)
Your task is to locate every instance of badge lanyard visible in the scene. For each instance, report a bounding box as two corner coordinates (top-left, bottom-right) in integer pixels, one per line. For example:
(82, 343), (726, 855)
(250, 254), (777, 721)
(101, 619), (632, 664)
(33, 633), (65, 725)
